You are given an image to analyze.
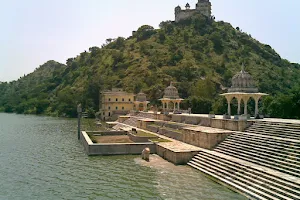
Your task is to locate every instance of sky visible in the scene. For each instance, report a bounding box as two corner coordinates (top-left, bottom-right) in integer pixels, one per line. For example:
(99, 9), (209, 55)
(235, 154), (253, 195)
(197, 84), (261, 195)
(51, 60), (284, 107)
(0, 0), (299, 82)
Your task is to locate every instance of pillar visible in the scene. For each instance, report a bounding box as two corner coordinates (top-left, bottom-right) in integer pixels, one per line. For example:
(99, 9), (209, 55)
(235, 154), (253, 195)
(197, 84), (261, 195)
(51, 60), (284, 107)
(237, 97), (242, 115)
(177, 101), (180, 110)
(173, 101), (176, 111)
(166, 101), (169, 110)
(254, 96), (261, 117)
(225, 96), (233, 116)
(243, 96), (250, 115)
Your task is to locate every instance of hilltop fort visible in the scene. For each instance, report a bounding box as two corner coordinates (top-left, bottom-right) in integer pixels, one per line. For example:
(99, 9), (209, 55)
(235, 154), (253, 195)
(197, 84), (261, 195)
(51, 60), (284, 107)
(175, 0), (212, 22)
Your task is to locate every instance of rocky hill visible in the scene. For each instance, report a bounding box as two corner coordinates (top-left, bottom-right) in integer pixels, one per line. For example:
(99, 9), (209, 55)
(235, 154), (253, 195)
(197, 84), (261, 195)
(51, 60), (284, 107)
(1, 14), (300, 118)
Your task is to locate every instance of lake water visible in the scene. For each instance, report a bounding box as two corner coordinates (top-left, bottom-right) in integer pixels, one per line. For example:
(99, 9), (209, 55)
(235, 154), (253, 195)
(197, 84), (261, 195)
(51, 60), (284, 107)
(0, 113), (246, 200)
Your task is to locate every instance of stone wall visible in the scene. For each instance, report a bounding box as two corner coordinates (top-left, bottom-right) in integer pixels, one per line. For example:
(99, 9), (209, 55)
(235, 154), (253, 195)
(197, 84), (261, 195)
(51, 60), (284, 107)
(182, 129), (231, 150)
(175, 10), (197, 22)
(159, 128), (183, 141)
(127, 132), (157, 143)
(80, 131), (156, 156)
(211, 119), (247, 131)
(156, 145), (199, 165)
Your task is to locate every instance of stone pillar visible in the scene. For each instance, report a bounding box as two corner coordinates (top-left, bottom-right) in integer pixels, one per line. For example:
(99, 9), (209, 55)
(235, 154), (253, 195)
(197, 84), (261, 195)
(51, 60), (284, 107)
(237, 97), (242, 115)
(243, 96), (250, 115)
(166, 101), (169, 110)
(177, 101), (180, 110)
(173, 101), (176, 111)
(225, 96), (233, 116)
(143, 102), (147, 111)
(254, 96), (261, 117)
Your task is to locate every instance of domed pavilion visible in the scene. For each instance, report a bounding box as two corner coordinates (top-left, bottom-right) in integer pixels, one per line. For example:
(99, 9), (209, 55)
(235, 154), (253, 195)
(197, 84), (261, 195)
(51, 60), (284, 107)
(221, 65), (268, 117)
(159, 82), (184, 112)
(134, 92), (149, 111)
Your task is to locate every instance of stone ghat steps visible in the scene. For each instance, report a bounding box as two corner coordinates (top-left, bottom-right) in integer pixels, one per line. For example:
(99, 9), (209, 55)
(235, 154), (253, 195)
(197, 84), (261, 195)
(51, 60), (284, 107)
(245, 127), (300, 139)
(136, 112), (155, 119)
(246, 122), (300, 140)
(215, 142), (300, 178)
(246, 129), (300, 140)
(220, 136), (300, 165)
(253, 121), (300, 128)
(123, 117), (139, 127)
(226, 133), (300, 157)
(249, 124), (300, 133)
(188, 150), (300, 200)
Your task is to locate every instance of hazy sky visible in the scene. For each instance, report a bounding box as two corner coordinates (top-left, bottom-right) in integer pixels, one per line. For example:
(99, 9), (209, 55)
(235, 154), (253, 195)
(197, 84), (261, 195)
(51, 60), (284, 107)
(0, 0), (299, 82)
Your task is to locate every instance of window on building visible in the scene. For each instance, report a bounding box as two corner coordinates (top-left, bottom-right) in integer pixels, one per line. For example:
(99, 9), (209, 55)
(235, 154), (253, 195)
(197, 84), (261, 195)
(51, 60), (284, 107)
(116, 107), (118, 110)
(103, 112), (105, 115)
(129, 98), (131, 102)
(108, 98), (111, 102)
(108, 112), (111, 117)
(116, 98), (118, 102)
(122, 98), (124, 102)
(108, 106), (111, 110)
(122, 107), (124, 110)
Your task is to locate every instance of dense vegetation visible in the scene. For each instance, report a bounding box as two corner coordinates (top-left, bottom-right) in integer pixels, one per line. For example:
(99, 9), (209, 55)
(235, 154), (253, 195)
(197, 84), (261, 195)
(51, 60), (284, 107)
(1, 14), (300, 118)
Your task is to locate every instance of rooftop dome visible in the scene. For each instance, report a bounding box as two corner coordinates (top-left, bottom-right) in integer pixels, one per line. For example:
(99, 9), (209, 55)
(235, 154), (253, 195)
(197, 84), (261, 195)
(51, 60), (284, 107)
(163, 83), (180, 99)
(136, 92), (147, 102)
(228, 65), (258, 93)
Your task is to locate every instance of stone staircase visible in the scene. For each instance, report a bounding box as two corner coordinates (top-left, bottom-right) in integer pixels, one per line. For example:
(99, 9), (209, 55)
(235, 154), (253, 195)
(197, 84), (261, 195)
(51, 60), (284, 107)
(188, 150), (300, 200)
(245, 121), (300, 140)
(136, 112), (156, 119)
(188, 120), (300, 199)
(122, 117), (139, 127)
(214, 132), (300, 178)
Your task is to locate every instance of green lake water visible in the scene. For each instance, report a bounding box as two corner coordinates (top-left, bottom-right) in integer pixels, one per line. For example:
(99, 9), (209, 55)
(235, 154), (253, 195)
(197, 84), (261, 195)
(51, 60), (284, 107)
(0, 113), (246, 200)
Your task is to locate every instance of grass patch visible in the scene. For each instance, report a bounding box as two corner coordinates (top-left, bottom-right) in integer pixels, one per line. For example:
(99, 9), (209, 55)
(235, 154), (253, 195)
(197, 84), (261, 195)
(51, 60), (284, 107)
(161, 126), (183, 134)
(148, 124), (161, 128)
(149, 138), (171, 143)
(87, 132), (97, 143)
(82, 119), (106, 131)
(135, 130), (157, 138)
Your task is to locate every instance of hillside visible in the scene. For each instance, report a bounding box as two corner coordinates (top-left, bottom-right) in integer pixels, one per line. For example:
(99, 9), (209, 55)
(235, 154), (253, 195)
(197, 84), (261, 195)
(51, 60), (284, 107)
(1, 14), (300, 118)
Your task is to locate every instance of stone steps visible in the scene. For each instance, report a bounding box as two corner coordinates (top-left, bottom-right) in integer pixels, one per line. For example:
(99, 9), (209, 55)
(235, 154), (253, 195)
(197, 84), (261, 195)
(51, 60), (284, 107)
(188, 150), (300, 200)
(253, 121), (300, 129)
(248, 125), (300, 134)
(226, 134), (300, 157)
(231, 132), (300, 147)
(194, 152), (300, 192)
(191, 158), (297, 200)
(246, 129), (300, 140)
(250, 123), (300, 130)
(246, 128), (300, 138)
(123, 117), (139, 127)
(220, 137), (300, 165)
(215, 145), (300, 177)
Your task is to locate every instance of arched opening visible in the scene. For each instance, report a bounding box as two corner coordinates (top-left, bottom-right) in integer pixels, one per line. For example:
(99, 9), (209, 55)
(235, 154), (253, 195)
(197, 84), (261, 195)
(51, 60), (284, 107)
(138, 103), (144, 111)
(169, 101), (175, 111)
(231, 98), (238, 116)
(248, 97), (256, 117)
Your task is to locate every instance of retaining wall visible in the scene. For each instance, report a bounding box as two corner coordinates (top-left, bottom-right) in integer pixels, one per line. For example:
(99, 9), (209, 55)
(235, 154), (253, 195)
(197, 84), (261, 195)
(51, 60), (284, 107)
(80, 131), (156, 156)
(156, 145), (199, 165)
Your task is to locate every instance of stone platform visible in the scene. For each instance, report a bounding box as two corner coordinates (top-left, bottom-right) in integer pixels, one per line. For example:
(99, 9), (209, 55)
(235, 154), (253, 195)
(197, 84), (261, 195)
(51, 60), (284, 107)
(114, 122), (202, 165)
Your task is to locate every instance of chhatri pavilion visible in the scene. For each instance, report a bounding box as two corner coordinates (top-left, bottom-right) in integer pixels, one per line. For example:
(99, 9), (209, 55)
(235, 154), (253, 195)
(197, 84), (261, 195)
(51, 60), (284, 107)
(221, 65), (268, 117)
(133, 92), (150, 111)
(160, 83), (184, 112)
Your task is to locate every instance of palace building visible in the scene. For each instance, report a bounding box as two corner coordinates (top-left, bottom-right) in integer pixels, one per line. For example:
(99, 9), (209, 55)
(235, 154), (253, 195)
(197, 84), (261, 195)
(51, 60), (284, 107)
(100, 88), (135, 121)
